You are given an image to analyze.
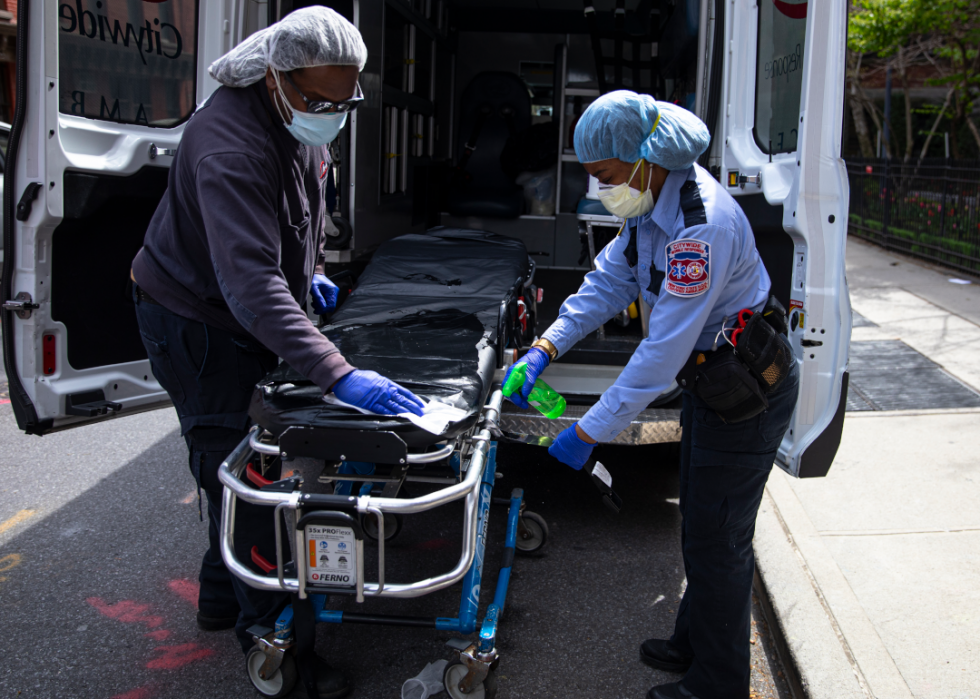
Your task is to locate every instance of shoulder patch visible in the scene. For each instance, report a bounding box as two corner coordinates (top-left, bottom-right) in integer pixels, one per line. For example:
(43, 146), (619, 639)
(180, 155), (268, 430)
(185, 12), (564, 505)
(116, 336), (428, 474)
(665, 239), (710, 297)
(679, 180), (707, 228)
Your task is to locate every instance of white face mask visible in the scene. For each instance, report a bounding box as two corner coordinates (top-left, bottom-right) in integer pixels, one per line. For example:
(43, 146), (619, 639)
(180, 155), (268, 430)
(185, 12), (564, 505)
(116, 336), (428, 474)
(272, 70), (347, 147)
(597, 160), (654, 219)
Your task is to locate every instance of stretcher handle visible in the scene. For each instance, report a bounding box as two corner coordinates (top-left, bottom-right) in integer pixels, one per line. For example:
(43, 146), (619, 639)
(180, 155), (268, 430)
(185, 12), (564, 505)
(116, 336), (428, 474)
(298, 492), (359, 511)
(250, 546), (276, 574)
(246, 463), (273, 488)
(249, 429), (453, 464)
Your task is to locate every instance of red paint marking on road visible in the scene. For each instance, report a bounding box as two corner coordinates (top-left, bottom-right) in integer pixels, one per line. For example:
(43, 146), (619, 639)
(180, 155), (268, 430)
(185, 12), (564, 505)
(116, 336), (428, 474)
(87, 597), (164, 629)
(167, 578), (199, 606)
(144, 629), (171, 641)
(111, 685), (155, 699)
(0, 399), (10, 405)
(146, 643), (214, 670)
(416, 538), (452, 550)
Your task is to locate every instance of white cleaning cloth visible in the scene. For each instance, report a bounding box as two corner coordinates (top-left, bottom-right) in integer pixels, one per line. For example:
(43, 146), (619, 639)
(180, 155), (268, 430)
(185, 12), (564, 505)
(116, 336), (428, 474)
(402, 659), (449, 699)
(323, 395), (467, 435)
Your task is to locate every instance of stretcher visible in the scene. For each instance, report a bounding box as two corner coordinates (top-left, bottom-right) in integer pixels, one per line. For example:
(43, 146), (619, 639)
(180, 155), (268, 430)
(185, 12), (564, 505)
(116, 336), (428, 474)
(218, 229), (546, 699)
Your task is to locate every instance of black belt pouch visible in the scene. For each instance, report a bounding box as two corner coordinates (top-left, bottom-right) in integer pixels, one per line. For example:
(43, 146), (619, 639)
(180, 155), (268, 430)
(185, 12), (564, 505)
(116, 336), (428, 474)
(695, 349), (769, 423)
(736, 312), (791, 394)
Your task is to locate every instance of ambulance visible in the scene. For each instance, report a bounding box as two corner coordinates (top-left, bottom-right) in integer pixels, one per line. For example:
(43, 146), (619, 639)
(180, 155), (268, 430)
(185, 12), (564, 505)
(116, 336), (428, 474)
(1, 0), (848, 478)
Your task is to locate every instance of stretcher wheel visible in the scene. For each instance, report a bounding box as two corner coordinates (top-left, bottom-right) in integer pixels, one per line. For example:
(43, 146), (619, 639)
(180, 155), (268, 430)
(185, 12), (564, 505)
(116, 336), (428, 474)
(443, 660), (498, 699)
(515, 511), (548, 554)
(245, 646), (297, 698)
(361, 512), (403, 542)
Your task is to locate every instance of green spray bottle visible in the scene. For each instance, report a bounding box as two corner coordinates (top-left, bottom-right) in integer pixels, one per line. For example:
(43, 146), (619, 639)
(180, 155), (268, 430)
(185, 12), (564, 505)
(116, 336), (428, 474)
(502, 362), (567, 419)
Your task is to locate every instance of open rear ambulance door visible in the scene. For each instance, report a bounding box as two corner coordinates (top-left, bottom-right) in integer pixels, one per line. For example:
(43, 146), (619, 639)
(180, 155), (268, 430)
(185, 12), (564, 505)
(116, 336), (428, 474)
(701, 0), (850, 476)
(2, 0), (267, 435)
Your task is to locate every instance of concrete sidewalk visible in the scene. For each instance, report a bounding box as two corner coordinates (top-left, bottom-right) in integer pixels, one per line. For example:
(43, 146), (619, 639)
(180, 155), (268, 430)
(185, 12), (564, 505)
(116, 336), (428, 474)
(755, 238), (980, 699)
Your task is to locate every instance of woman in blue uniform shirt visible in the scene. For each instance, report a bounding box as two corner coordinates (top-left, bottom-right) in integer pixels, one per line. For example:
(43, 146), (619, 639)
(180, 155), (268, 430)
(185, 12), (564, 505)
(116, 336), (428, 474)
(504, 91), (800, 699)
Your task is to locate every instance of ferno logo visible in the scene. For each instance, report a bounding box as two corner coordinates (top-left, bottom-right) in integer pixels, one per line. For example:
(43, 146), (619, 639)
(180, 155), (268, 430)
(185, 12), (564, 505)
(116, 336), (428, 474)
(59, 1), (184, 64)
(773, 0), (807, 19)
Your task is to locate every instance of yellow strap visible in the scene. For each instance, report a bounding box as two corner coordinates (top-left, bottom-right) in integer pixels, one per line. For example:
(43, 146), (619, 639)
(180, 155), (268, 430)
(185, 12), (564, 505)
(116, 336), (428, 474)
(650, 110), (662, 135)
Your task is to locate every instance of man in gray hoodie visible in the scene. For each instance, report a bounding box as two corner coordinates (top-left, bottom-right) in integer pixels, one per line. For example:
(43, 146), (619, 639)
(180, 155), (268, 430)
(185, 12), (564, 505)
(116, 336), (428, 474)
(131, 9), (418, 696)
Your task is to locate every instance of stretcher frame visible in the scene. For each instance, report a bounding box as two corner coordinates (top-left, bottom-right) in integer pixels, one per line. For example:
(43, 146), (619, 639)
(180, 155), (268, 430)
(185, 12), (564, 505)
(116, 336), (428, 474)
(218, 389), (540, 698)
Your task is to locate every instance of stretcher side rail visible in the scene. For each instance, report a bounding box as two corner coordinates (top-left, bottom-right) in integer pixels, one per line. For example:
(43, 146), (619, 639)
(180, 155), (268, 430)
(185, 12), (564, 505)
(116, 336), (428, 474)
(218, 391), (504, 600)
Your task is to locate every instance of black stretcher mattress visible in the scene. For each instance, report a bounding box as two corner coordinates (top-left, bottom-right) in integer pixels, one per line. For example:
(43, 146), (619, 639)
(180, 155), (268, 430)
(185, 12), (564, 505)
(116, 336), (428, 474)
(250, 228), (531, 447)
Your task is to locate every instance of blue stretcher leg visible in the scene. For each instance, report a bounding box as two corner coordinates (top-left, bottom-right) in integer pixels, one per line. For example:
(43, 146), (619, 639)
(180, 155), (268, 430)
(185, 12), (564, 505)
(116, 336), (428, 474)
(479, 487), (523, 652)
(272, 594), (328, 641)
(436, 442), (498, 633)
(274, 604), (295, 642)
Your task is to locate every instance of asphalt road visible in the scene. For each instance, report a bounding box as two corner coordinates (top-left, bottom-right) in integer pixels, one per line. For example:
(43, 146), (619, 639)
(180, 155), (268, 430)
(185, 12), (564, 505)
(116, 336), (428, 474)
(0, 400), (790, 699)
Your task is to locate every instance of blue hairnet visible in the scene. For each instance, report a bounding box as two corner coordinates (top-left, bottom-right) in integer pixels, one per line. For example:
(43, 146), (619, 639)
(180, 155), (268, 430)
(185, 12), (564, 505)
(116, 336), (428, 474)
(573, 91), (710, 171)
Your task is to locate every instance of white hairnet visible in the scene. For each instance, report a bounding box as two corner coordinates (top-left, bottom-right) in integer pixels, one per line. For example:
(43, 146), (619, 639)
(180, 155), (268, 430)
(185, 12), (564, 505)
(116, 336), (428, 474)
(573, 91), (709, 171)
(208, 7), (367, 88)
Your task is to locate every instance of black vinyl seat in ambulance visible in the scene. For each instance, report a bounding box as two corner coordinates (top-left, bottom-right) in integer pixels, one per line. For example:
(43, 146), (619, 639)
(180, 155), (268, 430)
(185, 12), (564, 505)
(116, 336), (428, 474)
(249, 228), (532, 447)
(446, 72), (530, 219)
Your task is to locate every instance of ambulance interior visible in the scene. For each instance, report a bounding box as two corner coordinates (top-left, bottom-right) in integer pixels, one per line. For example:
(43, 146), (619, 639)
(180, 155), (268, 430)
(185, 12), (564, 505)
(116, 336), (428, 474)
(45, 0), (797, 402)
(311, 0), (796, 386)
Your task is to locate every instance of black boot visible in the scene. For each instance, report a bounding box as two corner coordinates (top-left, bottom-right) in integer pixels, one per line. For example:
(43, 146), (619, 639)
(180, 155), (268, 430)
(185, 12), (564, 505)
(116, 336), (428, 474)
(196, 610), (239, 631)
(639, 638), (694, 673)
(647, 681), (701, 699)
(290, 656), (352, 699)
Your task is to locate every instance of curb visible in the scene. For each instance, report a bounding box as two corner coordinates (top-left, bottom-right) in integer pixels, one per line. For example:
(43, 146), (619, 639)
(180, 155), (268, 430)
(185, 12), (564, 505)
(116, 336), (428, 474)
(755, 468), (917, 699)
(754, 481), (870, 699)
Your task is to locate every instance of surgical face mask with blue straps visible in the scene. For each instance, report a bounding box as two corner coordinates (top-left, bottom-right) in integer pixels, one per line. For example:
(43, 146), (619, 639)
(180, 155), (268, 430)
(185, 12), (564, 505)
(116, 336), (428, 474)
(273, 70), (348, 146)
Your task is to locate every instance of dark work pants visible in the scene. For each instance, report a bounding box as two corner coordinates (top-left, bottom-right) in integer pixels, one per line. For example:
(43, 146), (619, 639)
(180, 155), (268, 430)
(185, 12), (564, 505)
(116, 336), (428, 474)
(134, 290), (289, 652)
(669, 337), (800, 699)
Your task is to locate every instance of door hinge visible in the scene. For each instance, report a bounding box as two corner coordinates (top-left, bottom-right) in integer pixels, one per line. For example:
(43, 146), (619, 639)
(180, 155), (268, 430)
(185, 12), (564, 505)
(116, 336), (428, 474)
(15, 182), (43, 222)
(3, 292), (39, 319)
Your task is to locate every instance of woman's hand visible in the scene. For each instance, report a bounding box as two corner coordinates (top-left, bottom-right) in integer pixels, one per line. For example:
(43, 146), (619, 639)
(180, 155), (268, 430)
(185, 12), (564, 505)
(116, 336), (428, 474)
(548, 423), (597, 470)
(501, 347), (550, 409)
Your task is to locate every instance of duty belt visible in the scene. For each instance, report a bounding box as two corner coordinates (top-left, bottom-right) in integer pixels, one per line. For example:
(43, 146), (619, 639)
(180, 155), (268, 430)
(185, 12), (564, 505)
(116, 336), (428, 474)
(134, 284), (161, 305)
(676, 345), (729, 390)
(675, 295), (788, 390)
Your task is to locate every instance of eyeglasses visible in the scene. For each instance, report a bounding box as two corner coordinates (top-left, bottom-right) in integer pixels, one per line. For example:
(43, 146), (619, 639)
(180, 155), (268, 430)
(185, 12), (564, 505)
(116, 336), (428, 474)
(282, 71), (364, 114)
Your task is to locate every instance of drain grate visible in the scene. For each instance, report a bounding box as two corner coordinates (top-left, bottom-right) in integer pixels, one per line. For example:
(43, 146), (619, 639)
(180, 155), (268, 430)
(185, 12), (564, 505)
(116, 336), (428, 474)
(847, 340), (980, 411)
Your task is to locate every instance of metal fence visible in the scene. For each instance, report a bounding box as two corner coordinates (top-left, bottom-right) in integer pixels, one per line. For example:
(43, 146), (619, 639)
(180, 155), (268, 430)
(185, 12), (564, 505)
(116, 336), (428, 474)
(847, 158), (980, 277)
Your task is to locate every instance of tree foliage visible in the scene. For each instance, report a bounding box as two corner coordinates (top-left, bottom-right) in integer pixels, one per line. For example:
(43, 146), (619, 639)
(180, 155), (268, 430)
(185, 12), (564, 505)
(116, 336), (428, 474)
(847, 0), (980, 159)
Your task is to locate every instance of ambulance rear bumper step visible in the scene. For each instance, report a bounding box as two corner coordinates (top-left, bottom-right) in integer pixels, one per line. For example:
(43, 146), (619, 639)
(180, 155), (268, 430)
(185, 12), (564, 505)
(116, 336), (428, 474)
(498, 403), (681, 446)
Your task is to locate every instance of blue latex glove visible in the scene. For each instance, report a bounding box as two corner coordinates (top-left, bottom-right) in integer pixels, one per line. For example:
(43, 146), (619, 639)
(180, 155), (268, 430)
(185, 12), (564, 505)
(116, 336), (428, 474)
(502, 347), (550, 410)
(311, 273), (339, 314)
(332, 370), (425, 416)
(548, 424), (595, 470)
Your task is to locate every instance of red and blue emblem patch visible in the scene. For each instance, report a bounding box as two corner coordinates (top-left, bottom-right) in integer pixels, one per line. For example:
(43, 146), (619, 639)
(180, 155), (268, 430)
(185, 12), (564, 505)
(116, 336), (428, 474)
(665, 238), (710, 297)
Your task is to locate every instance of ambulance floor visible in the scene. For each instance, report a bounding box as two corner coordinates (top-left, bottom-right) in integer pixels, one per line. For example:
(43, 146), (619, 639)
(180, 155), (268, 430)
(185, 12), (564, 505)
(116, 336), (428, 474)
(0, 407), (791, 699)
